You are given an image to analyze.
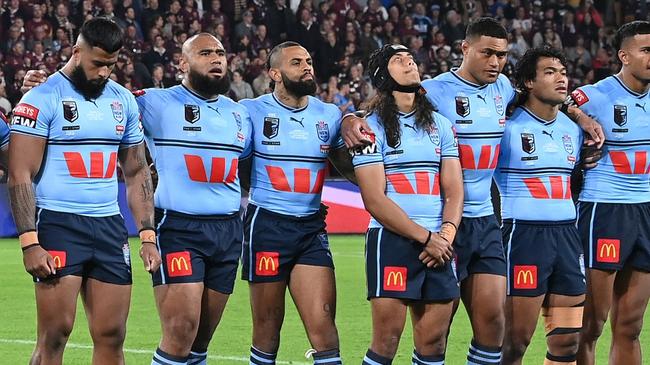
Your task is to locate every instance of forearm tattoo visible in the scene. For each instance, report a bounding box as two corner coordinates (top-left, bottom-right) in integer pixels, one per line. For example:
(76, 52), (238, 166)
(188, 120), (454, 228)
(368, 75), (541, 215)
(9, 183), (36, 234)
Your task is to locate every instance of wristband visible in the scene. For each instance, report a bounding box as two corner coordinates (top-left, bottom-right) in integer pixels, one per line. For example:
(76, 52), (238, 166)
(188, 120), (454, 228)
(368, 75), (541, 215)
(19, 231), (39, 247)
(21, 243), (41, 252)
(422, 231), (432, 245)
(141, 240), (156, 246)
(441, 221), (458, 231)
(139, 227), (155, 234)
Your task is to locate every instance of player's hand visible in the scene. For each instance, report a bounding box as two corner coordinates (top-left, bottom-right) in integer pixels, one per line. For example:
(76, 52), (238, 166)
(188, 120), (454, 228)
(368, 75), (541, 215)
(419, 234), (453, 267)
(581, 143), (603, 170)
(139, 242), (161, 273)
(20, 70), (48, 94)
(23, 244), (56, 278)
(575, 111), (605, 149)
(341, 114), (374, 148)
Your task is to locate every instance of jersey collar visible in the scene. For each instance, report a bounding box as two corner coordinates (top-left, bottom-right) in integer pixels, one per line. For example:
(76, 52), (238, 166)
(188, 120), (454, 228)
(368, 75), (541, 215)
(398, 110), (416, 119)
(521, 106), (556, 126)
(450, 68), (489, 90)
(612, 75), (649, 99)
(181, 84), (219, 103)
(271, 92), (309, 113)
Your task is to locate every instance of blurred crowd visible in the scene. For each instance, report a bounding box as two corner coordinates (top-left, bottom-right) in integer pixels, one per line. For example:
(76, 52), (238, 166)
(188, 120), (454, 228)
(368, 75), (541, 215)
(0, 0), (647, 117)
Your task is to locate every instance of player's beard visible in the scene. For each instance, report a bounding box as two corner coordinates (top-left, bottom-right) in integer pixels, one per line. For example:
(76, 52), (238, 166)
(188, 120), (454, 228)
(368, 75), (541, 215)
(188, 69), (231, 97)
(69, 65), (109, 100)
(282, 73), (317, 97)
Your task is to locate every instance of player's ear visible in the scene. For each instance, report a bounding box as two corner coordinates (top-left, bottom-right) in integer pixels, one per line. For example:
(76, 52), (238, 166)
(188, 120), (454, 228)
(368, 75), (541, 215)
(268, 68), (282, 83)
(179, 56), (189, 73)
(461, 40), (470, 55)
(524, 78), (534, 91)
(618, 49), (628, 66)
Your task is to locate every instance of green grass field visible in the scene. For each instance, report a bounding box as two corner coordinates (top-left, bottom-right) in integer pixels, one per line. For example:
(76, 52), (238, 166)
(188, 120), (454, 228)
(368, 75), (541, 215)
(0, 236), (645, 364)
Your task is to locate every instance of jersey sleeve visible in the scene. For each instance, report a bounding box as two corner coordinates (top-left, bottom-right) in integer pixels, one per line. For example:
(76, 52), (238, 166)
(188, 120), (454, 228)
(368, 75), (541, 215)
(241, 110), (253, 160)
(499, 74), (517, 104)
(437, 114), (459, 159)
(350, 117), (384, 168)
(421, 79), (442, 109)
(120, 92), (145, 148)
(0, 112), (9, 147)
(568, 85), (604, 118)
(330, 106), (346, 149)
(134, 89), (155, 134)
(10, 87), (54, 139)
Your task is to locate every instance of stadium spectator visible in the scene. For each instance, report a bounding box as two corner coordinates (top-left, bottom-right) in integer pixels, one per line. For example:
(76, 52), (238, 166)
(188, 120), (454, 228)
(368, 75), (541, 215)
(230, 69), (254, 100)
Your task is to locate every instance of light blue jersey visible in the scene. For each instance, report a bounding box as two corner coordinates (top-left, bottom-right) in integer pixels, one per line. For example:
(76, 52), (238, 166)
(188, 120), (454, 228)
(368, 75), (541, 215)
(136, 85), (252, 215)
(494, 107), (582, 221)
(351, 110), (459, 231)
(0, 112), (9, 148)
(422, 71), (516, 217)
(571, 76), (650, 203)
(10, 71), (143, 216)
(241, 94), (343, 216)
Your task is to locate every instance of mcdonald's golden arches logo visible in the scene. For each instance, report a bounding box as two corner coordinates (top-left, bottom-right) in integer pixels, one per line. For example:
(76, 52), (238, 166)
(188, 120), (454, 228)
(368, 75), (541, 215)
(513, 265), (537, 289)
(255, 251), (279, 276)
(596, 239), (620, 263)
(383, 266), (407, 292)
(48, 250), (67, 269)
(166, 251), (192, 277)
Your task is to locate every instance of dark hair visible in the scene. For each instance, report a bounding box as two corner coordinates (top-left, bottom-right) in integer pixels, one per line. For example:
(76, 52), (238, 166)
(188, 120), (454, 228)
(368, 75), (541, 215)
(267, 41), (303, 90)
(79, 17), (123, 53)
(364, 91), (436, 148)
(465, 17), (507, 40)
(514, 46), (567, 103)
(613, 20), (650, 51)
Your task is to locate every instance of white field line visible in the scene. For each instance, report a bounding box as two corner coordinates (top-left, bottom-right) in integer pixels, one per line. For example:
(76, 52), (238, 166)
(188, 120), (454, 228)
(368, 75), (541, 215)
(0, 338), (311, 364)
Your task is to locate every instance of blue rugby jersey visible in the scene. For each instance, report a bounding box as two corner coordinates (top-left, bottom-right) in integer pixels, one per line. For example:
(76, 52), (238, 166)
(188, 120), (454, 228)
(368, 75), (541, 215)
(0, 112), (9, 148)
(136, 85), (252, 215)
(10, 71), (143, 216)
(494, 107), (582, 221)
(240, 93), (343, 216)
(351, 110), (459, 232)
(570, 76), (650, 203)
(422, 71), (516, 217)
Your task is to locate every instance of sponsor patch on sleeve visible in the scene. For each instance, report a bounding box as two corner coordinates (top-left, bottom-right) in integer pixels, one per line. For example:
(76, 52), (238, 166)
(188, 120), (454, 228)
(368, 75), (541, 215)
(12, 103), (40, 128)
(570, 89), (589, 106)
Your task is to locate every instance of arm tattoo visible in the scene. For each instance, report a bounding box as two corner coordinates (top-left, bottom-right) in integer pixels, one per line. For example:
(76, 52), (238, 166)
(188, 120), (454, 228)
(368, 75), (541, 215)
(8, 183), (36, 234)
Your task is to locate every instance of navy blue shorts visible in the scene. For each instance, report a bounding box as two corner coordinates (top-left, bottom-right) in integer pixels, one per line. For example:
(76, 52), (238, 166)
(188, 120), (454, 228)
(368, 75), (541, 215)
(577, 202), (650, 272)
(35, 208), (131, 284)
(152, 209), (242, 294)
(241, 204), (334, 283)
(454, 215), (506, 281)
(365, 228), (459, 301)
(503, 219), (585, 297)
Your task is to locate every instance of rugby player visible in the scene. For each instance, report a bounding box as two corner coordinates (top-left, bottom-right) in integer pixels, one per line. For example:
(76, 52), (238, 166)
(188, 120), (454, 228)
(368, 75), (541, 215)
(495, 47), (585, 365)
(568, 21), (650, 365)
(340, 18), (603, 365)
(351, 44), (463, 365)
(239, 41), (352, 365)
(8, 17), (160, 364)
(137, 34), (252, 365)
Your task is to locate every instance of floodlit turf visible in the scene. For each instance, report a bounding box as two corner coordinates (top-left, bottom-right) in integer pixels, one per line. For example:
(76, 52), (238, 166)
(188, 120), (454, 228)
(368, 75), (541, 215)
(0, 236), (645, 364)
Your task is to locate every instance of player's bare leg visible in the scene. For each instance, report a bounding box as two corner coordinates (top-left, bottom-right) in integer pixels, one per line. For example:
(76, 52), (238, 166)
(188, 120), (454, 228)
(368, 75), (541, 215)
(81, 278), (131, 365)
(608, 267), (650, 365)
(410, 300), (454, 360)
(289, 264), (339, 360)
(153, 283), (204, 357)
(577, 269), (616, 364)
(462, 273), (506, 347)
(190, 287), (231, 362)
(249, 281), (287, 353)
(30, 276), (83, 365)
(543, 294), (585, 365)
(501, 295), (544, 365)
(368, 298), (408, 358)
